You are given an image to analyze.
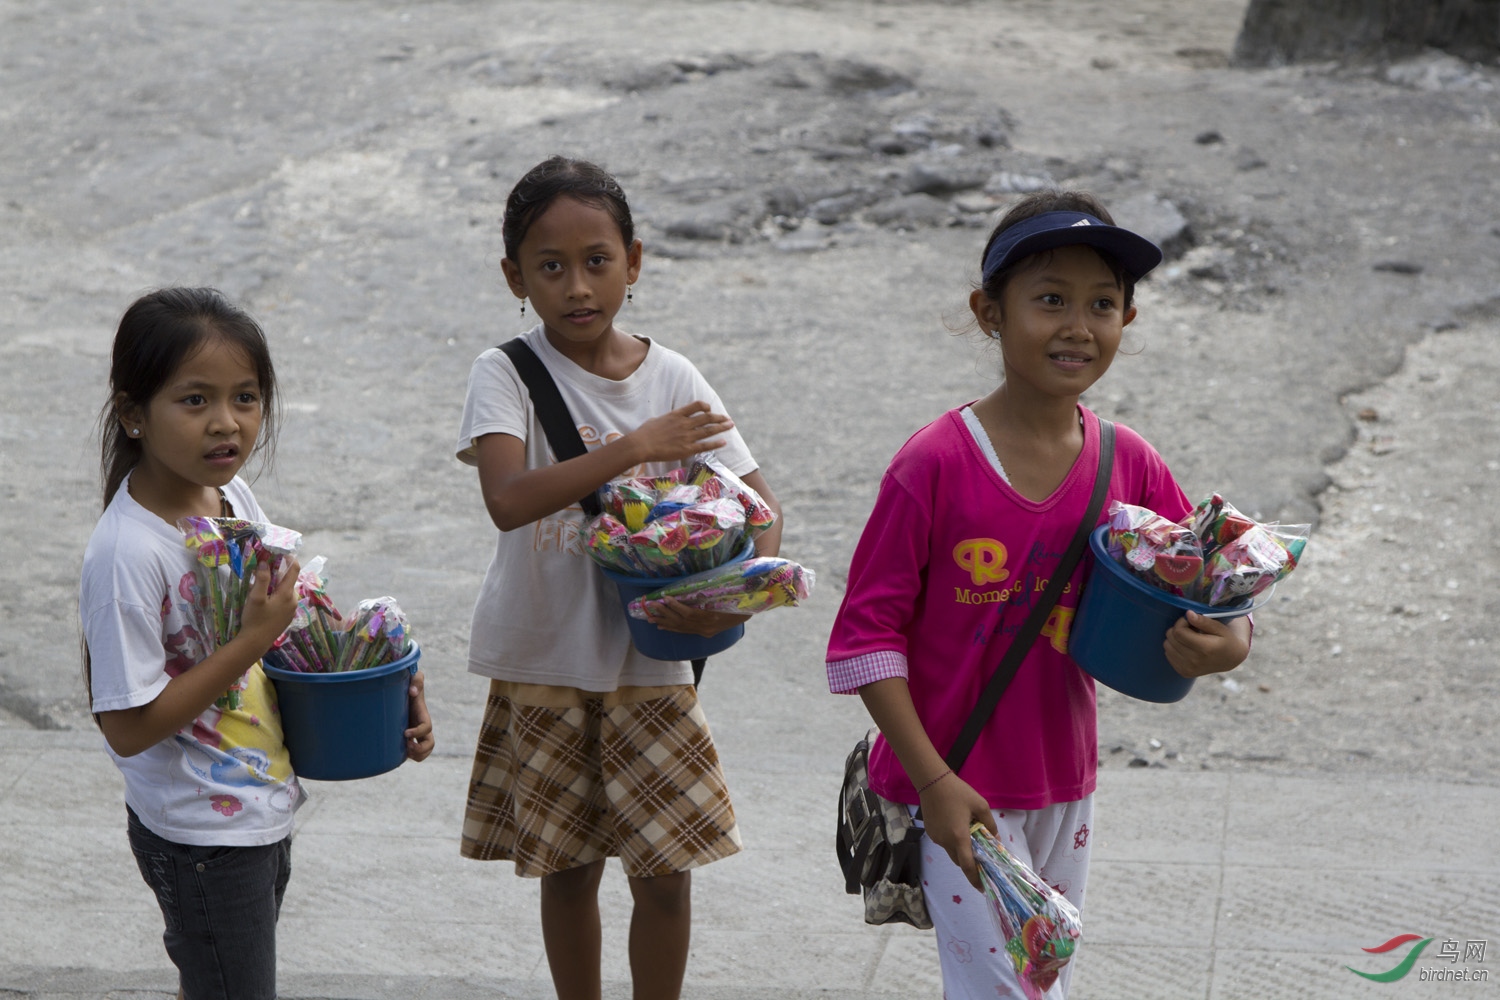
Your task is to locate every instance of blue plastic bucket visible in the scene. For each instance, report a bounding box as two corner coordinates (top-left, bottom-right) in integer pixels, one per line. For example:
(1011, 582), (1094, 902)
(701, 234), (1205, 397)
(1070, 528), (1258, 703)
(262, 642), (419, 781)
(599, 542), (754, 661)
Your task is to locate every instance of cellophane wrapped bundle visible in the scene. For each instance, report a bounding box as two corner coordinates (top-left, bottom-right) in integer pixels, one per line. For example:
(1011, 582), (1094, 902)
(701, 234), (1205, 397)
(585, 457), (778, 578)
(178, 516), (302, 650)
(1188, 493), (1308, 605)
(626, 556), (815, 619)
(331, 598), (410, 673)
(970, 824), (1082, 999)
(268, 556), (345, 672)
(1105, 503), (1201, 597)
(1104, 496), (1308, 606)
(264, 560), (412, 674)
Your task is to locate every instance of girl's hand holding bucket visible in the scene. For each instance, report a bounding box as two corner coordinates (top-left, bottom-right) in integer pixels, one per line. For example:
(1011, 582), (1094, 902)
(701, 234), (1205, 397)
(1163, 611), (1251, 678)
(642, 596), (749, 638)
(404, 670), (435, 761)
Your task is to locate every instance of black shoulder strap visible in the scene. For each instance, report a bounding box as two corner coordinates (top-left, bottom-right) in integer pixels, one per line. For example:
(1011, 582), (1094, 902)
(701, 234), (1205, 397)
(498, 338), (708, 687)
(943, 419), (1116, 770)
(498, 338), (603, 519)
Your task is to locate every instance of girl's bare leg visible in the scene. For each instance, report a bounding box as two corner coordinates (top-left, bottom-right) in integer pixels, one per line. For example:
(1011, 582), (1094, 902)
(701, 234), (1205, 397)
(626, 870), (692, 1000)
(541, 860), (606, 1000)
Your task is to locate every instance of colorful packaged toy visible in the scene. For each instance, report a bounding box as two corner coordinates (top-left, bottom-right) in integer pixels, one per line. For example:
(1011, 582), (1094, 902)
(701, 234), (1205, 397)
(224, 550), (417, 675)
(626, 556), (815, 619)
(586, 458), (778, 578)
(1105, 503), (1202, 596)
(178, 516), (301, 650)
(970, 824), (1082, 999)
(1102, 496), (1308, 606)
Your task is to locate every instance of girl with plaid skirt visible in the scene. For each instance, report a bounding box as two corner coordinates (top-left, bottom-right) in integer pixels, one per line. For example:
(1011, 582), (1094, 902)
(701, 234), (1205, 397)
(454, 156), (782, 1000)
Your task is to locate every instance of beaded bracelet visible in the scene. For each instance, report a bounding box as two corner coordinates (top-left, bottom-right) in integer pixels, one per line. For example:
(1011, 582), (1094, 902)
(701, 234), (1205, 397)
(917, 768), (952, 793)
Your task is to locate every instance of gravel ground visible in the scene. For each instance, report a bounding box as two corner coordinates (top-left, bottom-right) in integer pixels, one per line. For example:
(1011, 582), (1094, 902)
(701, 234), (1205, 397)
(2, 0), (1497, 785)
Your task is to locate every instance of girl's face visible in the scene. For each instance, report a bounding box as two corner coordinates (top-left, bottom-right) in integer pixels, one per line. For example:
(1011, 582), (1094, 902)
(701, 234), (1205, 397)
(500, 195), (642, 348)
(124, 336), (264, 500)
(973, 244), (1136, 403)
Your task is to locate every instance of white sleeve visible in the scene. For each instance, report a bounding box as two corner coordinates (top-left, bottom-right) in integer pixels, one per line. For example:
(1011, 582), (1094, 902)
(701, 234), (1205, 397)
(455, 349), (532, 466)
(82, 585), (171, 714)
(683, 365), (757, 478)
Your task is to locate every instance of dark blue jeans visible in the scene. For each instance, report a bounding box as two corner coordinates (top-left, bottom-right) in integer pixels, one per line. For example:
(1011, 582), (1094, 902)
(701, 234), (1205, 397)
(126, 806), (292, 1000)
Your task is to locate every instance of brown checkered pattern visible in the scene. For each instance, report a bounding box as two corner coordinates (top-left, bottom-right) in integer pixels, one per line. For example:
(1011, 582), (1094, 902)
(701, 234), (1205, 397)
(461, 682), (742, 878)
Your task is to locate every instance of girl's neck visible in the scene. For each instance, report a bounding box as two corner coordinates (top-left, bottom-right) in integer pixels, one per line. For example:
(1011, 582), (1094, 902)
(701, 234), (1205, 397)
(978, 383), (1083, 441)
(970, 384), (1086, 503)
(543, 325), (648, 381)
(126, 465), (226, 527)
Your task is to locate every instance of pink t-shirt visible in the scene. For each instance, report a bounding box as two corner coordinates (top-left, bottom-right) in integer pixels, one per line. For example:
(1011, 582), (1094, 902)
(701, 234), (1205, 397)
(826, 406), (1191, 809)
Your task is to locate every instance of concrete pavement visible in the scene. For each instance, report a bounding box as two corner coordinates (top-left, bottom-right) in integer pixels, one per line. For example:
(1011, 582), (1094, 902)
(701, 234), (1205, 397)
(4, 693), (1497, 1000)
(3, 4), (1500, 997)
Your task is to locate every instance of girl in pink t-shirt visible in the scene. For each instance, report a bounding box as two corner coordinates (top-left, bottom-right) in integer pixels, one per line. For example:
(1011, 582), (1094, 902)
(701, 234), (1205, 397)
(825, 191), (1250, 999)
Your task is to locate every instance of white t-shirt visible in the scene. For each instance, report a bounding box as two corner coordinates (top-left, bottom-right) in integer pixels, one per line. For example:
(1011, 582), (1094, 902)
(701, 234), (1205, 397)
(80, 473), (303, 846)
(455, 325), (757, 690)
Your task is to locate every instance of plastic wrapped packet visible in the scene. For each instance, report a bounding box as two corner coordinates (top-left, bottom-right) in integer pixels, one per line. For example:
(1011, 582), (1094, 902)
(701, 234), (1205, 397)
(626, 499), (748, 574)
(262, 563), (418, 674)
(267, 556), (345, 673)
(598, 458), (776, 534)
(332, 597), (411, 673)
(587, 460), (778, 580)
(970, 824), (1082, 999)
(629, 518), (695, 566)
(1102, 496), (1311, 606)
(589, 497), (751, 578)
(599, 480), (662, 531)
(646, 483), (704, 523)
(178, 516), (303, 650)
(1201, 523), (1308, 606)
(627, 557), (815, 619)
(1105, 501), (1203, 596)
(684, 456), (777, 533)
(1185, 493), (1260, 560)
(1178, 494), (1309, 605)
(584, 514), (652, 575)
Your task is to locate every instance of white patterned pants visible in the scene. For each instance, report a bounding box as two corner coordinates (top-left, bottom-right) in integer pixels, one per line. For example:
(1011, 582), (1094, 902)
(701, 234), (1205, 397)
(914, 795), (1094, 1000)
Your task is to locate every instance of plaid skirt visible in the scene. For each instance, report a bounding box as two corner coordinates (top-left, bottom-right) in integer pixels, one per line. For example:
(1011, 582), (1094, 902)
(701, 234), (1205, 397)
(461, 680), (742, 878)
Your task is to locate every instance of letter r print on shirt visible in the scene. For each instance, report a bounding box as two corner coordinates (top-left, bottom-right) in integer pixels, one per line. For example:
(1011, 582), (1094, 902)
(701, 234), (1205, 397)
(953, 538), (1010, 585)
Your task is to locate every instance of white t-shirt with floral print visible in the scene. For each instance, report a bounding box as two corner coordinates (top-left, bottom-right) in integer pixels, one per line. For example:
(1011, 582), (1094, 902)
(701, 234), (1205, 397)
(81, 472), (303, 847)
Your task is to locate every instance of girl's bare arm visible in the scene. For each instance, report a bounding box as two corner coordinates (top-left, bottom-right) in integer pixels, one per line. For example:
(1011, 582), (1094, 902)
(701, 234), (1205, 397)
(475, 401), (732, 531)
(858, 676), (996, 888)
(97, 560), (300, 758)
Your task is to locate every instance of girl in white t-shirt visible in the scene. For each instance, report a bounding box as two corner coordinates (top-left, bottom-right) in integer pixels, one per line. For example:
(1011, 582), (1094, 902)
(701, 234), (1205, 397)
(79, 288), (435, 1000)
(456, 156), (782, 1000)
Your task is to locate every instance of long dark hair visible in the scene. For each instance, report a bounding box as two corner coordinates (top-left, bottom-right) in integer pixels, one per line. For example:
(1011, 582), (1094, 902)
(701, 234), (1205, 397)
(85, 288), (279, 715)
(502, 155), (635, 260)
(98, 287), (280, 507)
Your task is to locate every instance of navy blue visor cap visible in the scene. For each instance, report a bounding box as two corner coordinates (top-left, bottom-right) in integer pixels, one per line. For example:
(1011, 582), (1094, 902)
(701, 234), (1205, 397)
(981, 211), (1163, 284)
